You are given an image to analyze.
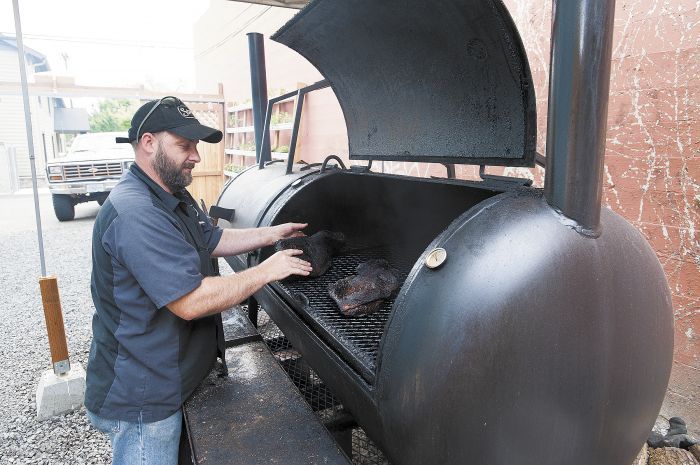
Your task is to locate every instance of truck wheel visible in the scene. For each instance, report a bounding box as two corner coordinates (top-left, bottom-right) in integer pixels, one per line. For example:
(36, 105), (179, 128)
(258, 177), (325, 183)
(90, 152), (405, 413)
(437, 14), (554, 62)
(52, 194), (75, 221)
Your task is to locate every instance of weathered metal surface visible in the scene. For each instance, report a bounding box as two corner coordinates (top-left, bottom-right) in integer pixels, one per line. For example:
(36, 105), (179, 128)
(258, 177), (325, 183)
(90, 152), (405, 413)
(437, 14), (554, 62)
(219, 167), (674, 465)
(216, 163), (316, 232)
(544, 0), (617, 233)
(247, 33), (271, 165)
(370, 2), (698, 411)
(216, 1), (678, 463)
(272, 0), (537, 167)
(184, 342), (351, 465)
(377, 190), (673, 465)
(220, 308), (261, 347)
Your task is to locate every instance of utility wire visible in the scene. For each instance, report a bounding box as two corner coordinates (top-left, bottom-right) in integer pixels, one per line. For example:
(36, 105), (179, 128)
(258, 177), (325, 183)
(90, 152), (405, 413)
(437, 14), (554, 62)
(0, 32), (191, 49)
(195, 6), (272, 58)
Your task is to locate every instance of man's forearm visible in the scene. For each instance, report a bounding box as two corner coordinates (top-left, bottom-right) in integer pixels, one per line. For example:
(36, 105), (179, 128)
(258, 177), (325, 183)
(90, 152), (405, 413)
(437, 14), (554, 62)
(167, 266), (269, 320)
(211, 227), (273, 257)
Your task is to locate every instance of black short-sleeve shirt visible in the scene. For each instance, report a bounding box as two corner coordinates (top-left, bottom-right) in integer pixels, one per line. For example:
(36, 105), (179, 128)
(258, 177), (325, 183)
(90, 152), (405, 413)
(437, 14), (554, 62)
(85, 164), (223, 422)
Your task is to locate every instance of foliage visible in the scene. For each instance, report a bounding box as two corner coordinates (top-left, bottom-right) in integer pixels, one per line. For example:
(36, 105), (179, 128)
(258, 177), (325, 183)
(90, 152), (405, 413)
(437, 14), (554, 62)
(271, 111), (293, 125)
(273, 145), (290, 153)
(224, 163), (247, 173)
(239, 140), (256, 152)
(89, 100), (136, 132)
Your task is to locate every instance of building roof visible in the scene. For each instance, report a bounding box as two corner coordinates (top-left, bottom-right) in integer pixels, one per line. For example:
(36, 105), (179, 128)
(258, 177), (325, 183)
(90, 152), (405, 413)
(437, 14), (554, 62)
(0, 34), (50, 72)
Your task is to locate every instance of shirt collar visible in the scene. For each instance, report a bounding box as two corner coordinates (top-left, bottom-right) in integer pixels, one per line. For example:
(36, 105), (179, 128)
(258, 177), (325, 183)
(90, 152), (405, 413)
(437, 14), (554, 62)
(130, 163), (182, 212)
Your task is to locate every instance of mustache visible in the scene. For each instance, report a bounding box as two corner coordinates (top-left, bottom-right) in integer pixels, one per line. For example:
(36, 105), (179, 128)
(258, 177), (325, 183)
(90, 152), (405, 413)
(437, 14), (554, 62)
(182, 162), (196, 170)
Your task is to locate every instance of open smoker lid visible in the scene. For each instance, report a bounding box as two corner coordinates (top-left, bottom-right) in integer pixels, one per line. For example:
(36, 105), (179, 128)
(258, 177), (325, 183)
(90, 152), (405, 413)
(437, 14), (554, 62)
(272, 0), (537, 167)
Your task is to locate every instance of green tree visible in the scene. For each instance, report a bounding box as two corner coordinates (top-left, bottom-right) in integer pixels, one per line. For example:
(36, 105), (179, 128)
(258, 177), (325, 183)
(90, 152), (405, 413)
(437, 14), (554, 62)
(88, 99), (136, 132)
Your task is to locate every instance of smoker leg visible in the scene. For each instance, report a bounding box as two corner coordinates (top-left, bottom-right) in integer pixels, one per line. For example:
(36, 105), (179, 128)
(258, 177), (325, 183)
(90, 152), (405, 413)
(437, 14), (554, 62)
(329, 428), (353, 459)
(178, 411), (194, 465)
(324, 411), (356, 459)
(247, 297), (259, 328)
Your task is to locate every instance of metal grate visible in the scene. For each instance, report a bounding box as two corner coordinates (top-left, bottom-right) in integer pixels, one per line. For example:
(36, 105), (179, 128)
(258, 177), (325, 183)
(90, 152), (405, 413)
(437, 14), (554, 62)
(272, 246), (414, 383)
(250, 307), (390, 465)
(62, 162), (124, 180)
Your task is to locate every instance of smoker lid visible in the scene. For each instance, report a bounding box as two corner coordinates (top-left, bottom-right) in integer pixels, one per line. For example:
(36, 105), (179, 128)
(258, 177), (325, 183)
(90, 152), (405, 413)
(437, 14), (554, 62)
(272, 0), (537, 167)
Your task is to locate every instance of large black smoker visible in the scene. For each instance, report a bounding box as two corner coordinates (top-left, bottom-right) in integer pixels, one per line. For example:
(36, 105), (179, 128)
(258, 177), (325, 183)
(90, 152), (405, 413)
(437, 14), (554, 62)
(216, 1), (674, 464)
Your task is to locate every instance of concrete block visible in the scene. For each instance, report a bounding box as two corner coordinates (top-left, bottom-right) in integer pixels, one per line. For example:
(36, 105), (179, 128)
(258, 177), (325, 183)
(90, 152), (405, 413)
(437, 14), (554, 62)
(36, 362), (86, 420)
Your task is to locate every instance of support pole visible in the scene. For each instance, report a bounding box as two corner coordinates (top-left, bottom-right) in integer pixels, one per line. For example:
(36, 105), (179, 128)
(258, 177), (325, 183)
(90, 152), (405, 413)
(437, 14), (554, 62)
(39, 277), (70, 374)
(12, 0), (46, 276)
(247, 33), (271, 165)
(247, 297), (259, 329)
(13, 0), (85, 419)
(286, 89), (305, 174)
(543, 0), (617, 234)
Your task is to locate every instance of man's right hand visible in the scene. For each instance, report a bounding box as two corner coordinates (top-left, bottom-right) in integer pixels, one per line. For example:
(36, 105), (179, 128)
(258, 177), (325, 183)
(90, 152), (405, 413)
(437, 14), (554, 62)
(167, 250), (312, 321)
(259, 249), (313, 282)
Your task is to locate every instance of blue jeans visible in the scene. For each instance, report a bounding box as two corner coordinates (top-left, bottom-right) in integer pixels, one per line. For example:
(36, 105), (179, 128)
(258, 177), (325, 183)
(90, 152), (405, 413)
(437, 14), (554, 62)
(86, 409), (182, 465)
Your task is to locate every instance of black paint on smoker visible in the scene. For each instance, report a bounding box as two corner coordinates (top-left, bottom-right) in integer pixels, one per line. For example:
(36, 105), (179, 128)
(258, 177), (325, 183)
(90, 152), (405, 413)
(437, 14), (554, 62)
(275, 230), (346, 278)
(216, 0), (676, 464)
(328, 259), (401, 317)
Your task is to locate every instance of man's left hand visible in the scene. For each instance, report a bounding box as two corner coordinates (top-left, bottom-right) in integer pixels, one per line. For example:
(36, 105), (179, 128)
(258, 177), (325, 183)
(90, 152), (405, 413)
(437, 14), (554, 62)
(269, 223), (307, 244)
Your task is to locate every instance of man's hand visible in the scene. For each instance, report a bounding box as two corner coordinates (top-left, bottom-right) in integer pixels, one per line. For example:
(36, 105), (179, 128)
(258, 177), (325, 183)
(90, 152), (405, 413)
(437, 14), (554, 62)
(268, 223), (307, 244)
(258, 249), (313, 281)
(212, 222), (308, 257)
(167, 249), (312, 321)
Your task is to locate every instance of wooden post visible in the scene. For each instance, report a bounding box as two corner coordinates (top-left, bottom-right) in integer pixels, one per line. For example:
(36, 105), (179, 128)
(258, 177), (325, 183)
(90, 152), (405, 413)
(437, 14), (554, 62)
(39, 276), (70, 375)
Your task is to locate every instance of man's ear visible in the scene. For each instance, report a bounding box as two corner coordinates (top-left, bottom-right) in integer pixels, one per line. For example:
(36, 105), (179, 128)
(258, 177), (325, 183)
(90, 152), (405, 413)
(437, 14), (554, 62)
(139, 133), (159, 155)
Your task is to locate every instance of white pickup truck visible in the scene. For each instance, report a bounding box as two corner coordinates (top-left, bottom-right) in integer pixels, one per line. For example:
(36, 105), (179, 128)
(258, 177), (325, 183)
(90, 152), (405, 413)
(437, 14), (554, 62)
(45, 132), (134, 221)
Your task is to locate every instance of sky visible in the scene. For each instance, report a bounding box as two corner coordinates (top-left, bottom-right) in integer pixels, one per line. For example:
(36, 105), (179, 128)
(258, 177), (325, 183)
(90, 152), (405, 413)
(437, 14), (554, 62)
(0, 0), (211, 92)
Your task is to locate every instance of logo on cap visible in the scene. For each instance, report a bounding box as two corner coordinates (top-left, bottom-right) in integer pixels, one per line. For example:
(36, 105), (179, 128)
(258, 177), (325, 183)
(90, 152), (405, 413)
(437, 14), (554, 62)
(177, 105), (195, 119)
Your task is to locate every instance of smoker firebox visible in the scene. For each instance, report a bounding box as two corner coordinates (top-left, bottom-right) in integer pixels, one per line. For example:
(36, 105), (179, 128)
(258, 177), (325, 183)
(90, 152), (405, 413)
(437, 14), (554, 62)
(215, 1), (674, 464)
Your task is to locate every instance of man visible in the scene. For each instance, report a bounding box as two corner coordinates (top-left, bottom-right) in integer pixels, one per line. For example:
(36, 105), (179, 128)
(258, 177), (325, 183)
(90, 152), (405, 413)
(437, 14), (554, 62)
(85, 96), (312, 465)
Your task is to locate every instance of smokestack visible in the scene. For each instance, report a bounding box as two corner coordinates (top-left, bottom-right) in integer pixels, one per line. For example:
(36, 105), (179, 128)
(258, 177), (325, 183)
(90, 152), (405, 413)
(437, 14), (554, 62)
(247, 32), (271, 165)
(544, 0), (617, 235)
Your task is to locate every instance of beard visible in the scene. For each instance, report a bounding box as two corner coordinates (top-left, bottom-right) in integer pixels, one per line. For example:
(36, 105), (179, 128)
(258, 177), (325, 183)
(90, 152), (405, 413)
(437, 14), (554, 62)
(152, 143), (195, 192)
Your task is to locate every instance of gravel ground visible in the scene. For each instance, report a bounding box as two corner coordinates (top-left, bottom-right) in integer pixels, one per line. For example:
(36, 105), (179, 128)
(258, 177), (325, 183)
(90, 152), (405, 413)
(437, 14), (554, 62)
(0, 198), (110, 465)
(0, 195), (238, 465)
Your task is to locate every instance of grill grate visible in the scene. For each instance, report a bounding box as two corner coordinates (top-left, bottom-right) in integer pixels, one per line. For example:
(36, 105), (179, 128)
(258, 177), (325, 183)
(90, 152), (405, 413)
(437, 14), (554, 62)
(62, 162), (124, 180)
(251, 308), (389, 465)
(272, 246), (414, 382)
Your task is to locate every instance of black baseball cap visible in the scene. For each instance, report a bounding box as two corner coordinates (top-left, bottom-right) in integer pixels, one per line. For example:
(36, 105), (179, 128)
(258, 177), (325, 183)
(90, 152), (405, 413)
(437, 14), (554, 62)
(116, 96), (223, 144)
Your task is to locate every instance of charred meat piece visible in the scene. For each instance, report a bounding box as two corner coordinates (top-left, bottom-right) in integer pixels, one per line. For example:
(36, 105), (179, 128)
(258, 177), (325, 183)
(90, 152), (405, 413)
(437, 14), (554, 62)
(275, 230), (346, 278)
(329, 259), (401, 316)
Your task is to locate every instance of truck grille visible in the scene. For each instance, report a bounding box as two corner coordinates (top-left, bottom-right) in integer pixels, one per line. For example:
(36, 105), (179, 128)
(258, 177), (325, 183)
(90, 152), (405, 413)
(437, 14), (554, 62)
(62, 162), (124, 180)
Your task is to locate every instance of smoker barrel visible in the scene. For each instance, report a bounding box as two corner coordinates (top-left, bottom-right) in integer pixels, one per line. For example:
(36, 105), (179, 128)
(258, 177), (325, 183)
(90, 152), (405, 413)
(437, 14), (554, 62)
(216, 1), (674, 464)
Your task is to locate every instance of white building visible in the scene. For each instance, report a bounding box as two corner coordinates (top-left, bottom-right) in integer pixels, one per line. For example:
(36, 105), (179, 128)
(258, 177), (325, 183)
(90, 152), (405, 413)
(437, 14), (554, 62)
(0, 35), (57, 191)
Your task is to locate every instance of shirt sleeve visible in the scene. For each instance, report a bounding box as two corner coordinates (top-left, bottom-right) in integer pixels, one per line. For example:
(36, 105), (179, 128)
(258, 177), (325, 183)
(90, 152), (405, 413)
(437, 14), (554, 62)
(199, 214), (224, 254)
(103, 209), (204, 309)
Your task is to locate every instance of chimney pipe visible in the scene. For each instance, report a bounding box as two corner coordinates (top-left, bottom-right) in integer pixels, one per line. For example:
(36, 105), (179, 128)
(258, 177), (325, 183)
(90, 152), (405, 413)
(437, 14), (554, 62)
(544, 0), (617, 235)
(247, 32), (271, 165)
